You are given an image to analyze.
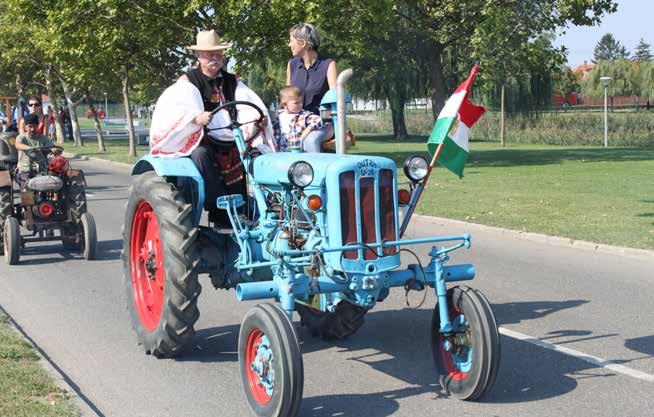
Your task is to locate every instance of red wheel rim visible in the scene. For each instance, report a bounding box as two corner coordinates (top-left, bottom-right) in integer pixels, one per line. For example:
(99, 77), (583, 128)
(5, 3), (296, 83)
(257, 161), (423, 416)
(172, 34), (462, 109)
(130, 200), (165, 332)
(439, 306), (470, 381)
(245, 328), (272, 405)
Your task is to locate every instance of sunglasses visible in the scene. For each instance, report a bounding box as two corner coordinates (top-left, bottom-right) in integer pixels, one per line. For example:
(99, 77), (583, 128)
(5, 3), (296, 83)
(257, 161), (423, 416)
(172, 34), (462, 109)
(28, 103), (41, 107)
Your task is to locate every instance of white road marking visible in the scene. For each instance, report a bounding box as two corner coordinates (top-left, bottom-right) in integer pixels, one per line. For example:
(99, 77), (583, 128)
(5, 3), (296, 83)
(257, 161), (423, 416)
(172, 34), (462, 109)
(85, 192), (94, 198)
(499, 327), (654, 383)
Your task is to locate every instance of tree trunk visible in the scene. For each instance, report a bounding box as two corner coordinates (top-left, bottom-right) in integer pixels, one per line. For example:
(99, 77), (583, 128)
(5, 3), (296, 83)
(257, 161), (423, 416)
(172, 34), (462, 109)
(122, 69), (136, 157)
(388, 93), (408, 140)
(500, 84), (505, 147)
(60, 79), (83, 147)
(45, 69), (65, 144)
(428, 44), (446, 120)
(85, 95), (106, 152)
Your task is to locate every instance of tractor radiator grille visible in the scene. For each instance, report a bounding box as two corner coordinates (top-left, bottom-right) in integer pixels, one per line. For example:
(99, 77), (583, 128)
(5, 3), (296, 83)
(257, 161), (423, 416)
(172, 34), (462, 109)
(339, 169), (397, 260)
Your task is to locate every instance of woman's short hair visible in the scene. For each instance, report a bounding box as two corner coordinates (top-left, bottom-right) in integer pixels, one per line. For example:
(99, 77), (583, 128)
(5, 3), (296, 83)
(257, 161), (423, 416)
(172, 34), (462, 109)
(289, 23), (320, 51)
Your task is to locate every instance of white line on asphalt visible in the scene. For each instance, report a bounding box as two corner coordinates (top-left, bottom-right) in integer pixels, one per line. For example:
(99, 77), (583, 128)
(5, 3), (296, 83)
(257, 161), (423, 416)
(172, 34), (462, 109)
(85, 192), (94, 198)
(499, 327), (654, 383)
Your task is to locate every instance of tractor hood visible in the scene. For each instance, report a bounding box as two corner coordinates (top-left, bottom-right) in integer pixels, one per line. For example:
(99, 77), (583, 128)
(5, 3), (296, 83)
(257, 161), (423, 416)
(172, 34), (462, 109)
(252, 152), (397, 188)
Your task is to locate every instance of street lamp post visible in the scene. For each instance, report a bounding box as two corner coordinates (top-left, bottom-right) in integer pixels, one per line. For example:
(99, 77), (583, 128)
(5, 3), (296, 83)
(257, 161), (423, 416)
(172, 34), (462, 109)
(104, 92), (108, 118)
(600, 77), (612, 147)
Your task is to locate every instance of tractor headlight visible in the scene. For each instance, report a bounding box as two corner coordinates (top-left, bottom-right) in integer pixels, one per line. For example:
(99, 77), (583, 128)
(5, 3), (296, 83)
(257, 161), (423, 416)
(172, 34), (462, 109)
(288, 161), (314, 188)
(403, 155), (428, 182)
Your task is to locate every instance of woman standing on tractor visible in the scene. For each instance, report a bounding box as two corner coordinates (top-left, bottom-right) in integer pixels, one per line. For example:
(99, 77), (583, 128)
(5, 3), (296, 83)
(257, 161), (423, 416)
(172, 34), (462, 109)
(286, 23), (338, 153)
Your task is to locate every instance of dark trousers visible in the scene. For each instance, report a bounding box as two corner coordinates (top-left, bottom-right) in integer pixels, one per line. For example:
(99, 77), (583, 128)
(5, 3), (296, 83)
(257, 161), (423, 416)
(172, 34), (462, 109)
(190, 142), (246, 225)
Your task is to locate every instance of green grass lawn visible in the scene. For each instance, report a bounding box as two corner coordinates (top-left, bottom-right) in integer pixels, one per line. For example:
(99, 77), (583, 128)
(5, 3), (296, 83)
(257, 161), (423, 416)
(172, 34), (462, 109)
(0, 313), (79, 417)
(64, 136), (654, 250)
(352, 135), (654, 250)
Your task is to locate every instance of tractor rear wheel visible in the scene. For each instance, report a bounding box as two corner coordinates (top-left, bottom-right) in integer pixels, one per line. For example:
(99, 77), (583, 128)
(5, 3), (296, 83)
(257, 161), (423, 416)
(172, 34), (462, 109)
(431, 286), (500, 400)
(0, 187), (12, 248)
(3, 216), (20, 265)
(296, 299), (367, 340)
(122, 171), (200, 358)
(239, 303), (303, 417)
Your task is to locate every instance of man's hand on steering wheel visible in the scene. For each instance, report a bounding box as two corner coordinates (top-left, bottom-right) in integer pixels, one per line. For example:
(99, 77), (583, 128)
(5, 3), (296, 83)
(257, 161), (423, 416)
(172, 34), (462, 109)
(194, 111), (213, 126)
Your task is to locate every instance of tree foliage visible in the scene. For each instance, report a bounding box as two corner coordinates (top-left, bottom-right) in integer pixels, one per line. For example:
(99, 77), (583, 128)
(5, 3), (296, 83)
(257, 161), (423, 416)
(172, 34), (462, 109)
(582, 60), (654, 100)
(633, 38), (652, 62)
(593, 33), (629, 63)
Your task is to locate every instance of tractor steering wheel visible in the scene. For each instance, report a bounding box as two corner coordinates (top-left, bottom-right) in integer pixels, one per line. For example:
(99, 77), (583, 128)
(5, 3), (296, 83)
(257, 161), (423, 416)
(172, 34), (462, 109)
(206, 100), (266, 137)
(26, 145), (64, 159)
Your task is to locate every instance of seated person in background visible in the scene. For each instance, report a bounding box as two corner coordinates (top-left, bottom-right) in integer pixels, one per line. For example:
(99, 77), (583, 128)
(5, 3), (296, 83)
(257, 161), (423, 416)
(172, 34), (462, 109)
(14, 113), (60, 189)
(273, 86), (322, 151)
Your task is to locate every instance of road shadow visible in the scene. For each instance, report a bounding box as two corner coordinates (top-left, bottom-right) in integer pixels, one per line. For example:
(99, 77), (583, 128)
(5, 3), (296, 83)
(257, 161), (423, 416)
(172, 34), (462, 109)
(490, 299), (589, 326)
(15, 239), (122, 265)
(174, 324), (240, 363)
(95, 239), (123, 261)
(624, 335), (654, 356)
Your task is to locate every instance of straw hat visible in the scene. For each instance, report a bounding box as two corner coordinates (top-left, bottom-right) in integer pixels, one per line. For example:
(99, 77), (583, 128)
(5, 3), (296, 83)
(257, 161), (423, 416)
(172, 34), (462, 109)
(188, 30), (232, 51)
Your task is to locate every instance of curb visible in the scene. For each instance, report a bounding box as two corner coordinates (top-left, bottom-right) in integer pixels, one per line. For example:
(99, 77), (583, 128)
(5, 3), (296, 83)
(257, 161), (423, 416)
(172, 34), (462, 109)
(0, 306), (101, 417)
(63, 152), (133, 173)
(411, 214), (654, 260)
(63, 151), (654, 260)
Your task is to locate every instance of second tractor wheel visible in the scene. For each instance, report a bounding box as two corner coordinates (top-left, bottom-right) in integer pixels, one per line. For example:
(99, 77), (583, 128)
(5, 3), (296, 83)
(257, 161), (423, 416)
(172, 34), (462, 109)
(3, 216), (20, 265)
(80, 212), (97, 260)
(431, 286), (500, 401)
(122, 171), (200, 358)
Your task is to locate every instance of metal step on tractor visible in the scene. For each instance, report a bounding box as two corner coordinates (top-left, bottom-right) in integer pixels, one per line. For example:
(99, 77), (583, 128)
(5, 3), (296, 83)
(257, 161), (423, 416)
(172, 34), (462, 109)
(122, 70), (500, 417)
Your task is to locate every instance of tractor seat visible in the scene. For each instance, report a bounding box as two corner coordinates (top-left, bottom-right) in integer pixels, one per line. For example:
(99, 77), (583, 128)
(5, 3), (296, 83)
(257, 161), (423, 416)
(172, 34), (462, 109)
(0, 134), (18, 164)
(321, 130), (356, 153)
(27, 175), (64, 192)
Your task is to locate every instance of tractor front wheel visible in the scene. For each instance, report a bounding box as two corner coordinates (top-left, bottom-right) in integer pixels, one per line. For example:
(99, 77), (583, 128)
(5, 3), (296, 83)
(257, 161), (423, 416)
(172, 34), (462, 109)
(431, 286), (500, 400)
(122, 171), (200, 358)
(239, 303), (303, 417)
(80, 212), (97, 260)
(3, 216), (20, 265)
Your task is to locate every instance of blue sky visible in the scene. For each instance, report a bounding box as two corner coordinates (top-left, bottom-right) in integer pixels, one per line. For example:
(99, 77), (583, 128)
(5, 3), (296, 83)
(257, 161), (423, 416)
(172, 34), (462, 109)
(554, 1), (653, 67)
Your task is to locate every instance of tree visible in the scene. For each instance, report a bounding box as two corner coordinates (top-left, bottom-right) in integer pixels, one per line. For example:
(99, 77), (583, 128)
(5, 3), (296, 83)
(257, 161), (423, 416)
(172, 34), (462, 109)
(554, 66), (581, 99)
(633, 38), (652, 62)
(593, 33), (629, 62)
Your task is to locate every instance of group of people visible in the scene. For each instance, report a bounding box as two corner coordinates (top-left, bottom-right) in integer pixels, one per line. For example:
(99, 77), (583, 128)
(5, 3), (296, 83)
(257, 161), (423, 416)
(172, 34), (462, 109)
(1, 98), (74, 142)
(151, 23), (338, 224)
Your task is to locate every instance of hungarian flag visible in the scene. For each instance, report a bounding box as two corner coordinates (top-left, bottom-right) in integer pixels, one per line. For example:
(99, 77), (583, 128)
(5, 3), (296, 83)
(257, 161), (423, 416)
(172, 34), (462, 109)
(427, 66), (485, 177)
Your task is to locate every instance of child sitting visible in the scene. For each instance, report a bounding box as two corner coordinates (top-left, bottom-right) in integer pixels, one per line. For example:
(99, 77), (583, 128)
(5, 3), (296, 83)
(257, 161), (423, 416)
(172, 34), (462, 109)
(273, 86), (322, 151)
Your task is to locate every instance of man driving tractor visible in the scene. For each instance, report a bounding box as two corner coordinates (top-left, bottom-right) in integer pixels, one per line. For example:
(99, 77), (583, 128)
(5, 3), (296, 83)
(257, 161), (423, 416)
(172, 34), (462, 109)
(14, 113), (61, 189)
(148, 29), (275, 225)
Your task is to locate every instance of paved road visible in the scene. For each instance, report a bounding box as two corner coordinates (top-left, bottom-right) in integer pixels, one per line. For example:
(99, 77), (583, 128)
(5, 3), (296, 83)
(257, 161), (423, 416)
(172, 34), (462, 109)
(1, 157), (653, 417)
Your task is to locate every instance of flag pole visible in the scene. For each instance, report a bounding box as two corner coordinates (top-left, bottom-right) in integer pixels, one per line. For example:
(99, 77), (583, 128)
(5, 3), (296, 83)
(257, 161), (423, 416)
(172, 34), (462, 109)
(399, 141), (444, 237)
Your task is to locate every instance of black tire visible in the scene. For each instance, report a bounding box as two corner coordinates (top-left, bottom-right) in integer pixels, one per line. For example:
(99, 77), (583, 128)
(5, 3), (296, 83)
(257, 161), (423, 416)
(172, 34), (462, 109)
(68, 172), (87, 219)
(122, 171), (200, 358)
(239, 303), (304, 417)
(3, 216), (20, 265)
(296, 299), (367, 340)
(470, 288), (501, 393)
(431, 286), (500, 400)
(0, 187), (12, 248)
(80, 212), (97, 260)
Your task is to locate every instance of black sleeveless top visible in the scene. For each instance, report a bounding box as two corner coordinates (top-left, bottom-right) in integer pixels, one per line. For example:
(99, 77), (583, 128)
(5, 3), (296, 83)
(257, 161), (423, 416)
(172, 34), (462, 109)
(289, 56), (332, 115)
(185, 67), (237, 113)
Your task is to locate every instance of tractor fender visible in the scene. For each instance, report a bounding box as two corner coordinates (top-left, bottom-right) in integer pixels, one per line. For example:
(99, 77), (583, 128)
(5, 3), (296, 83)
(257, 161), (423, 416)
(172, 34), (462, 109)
(131, 154), (205, 226)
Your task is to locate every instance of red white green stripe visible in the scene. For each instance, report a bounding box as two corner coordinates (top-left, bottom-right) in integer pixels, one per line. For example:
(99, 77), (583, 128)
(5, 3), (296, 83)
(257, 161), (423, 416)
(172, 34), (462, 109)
(428, 66), (485, 177)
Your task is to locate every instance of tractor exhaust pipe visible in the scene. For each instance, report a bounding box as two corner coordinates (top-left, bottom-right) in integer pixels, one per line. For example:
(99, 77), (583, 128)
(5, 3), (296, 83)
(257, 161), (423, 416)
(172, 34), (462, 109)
(336, 69), (353, 154)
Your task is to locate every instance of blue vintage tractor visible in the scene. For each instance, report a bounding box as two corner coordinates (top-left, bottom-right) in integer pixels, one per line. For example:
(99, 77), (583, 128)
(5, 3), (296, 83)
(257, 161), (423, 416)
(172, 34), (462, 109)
(123, 90), (500, 417)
